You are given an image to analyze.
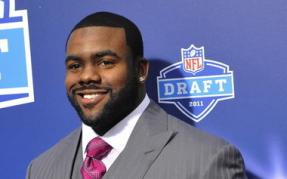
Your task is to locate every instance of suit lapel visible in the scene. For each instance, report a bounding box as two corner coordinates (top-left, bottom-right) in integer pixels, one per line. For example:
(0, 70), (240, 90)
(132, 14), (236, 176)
(104, 101), (176, 179)
(70, 131), (83, 179)
(55, 128), (82, 179)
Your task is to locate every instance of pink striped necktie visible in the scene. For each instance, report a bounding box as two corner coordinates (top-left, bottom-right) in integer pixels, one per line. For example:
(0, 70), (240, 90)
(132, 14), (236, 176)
(81, 137), (112, 179)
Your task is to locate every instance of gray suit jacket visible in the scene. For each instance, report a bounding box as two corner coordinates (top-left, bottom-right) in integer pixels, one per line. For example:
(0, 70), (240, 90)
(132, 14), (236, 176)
(26, 101), (247, 179)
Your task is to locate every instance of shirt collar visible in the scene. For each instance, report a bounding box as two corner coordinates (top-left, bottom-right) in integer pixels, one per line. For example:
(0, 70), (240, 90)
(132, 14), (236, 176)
(82, 94), (150, 154)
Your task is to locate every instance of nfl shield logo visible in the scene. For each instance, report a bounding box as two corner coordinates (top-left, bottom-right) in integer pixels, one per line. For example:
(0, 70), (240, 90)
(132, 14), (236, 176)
(181, 45), (204, 74)
(158, 44), (235, 122)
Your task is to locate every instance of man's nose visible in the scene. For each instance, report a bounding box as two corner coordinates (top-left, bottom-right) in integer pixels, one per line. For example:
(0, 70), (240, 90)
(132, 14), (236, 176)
(79, 65), (101, 84)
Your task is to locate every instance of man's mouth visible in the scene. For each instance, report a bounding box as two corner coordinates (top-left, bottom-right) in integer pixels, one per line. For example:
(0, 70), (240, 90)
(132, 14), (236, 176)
(75, 89), (109, 108)
(82, 94), (98, 99)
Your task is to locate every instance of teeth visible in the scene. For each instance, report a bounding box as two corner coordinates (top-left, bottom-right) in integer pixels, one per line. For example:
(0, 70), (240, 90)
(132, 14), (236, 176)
(83, 94), (97, 99)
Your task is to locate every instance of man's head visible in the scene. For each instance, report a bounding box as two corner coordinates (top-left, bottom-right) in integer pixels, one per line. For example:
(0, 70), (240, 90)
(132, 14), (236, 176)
(65, 12), (149, 135)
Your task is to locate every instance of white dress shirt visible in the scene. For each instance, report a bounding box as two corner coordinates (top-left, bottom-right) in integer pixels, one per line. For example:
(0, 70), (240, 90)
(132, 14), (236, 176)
(81, 94), (150, 170)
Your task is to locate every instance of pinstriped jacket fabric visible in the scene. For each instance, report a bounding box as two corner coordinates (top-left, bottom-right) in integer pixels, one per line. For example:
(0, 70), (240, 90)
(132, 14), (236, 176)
(26, 101), (247, 179)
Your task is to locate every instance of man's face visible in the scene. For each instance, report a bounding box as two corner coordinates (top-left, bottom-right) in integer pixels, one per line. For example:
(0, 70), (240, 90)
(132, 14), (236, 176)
(65, 26), (140, 134)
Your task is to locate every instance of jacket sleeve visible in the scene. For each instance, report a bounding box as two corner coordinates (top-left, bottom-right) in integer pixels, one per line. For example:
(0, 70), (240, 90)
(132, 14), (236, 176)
(201, 144), (247, 179)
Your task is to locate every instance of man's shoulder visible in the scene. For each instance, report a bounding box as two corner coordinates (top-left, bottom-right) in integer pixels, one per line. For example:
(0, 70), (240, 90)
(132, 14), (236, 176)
(30, 127), (81, 165)
(148, 101), (228, 146)
(26, 128), (81, 178)
(147, 101), (232, 151)
(144, 102), (246, 178)
(167, 114), (228, 146)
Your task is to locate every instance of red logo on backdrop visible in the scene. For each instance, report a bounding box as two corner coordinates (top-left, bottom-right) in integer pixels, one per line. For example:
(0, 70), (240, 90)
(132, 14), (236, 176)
(181, 45), (204, 74)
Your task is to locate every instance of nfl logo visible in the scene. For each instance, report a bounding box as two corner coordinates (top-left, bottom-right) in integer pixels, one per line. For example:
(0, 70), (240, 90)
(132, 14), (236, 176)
(181, 45), (205, 74)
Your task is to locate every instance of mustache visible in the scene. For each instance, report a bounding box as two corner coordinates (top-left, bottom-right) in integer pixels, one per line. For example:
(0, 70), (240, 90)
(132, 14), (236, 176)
(71, 84), (112, 95)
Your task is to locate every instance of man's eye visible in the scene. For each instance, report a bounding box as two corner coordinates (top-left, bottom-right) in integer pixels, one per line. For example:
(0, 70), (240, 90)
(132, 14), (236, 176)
(67, 63), (81, 70)
(99, 60), (114, 67)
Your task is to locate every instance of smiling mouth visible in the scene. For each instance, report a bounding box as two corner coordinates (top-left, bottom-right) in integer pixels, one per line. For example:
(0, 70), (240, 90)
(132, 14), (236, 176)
(75, 89), (109, 108)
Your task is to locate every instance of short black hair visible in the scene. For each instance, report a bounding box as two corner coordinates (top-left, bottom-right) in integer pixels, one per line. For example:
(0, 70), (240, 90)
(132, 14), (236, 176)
(66, 12), (143, 59)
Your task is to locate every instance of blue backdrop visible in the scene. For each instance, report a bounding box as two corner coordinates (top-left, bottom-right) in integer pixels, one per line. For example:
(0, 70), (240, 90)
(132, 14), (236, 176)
(0, 0), (286, 178)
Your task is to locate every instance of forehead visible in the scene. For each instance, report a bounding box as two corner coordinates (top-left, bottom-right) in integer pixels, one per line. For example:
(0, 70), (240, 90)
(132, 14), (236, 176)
(66, 26), (128, 54)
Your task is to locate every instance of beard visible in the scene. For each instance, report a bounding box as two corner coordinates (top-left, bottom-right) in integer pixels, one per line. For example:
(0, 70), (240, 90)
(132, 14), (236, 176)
(67, 74), (140, 135)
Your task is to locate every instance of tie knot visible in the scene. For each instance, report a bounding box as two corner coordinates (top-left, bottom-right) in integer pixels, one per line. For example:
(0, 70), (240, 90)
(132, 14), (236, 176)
(86, 137), (112, 160)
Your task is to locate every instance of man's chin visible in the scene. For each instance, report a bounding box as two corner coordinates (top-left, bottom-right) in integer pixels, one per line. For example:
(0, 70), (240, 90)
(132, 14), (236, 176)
(80, 116), (110, 136)
(80, 113), (100, 126)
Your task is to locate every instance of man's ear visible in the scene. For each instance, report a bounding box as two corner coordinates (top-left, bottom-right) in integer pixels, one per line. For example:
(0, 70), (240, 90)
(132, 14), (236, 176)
(137, 58), (149, 84)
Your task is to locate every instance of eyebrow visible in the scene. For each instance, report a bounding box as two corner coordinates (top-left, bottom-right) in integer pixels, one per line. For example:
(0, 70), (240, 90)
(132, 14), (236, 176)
(65, 50), (120, 64)
(65, 55), (80, 65)
(92, 50), (120, 59)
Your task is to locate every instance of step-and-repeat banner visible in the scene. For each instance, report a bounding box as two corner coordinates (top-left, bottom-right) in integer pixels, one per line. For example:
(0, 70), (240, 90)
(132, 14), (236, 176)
(0, 0), (286, 178)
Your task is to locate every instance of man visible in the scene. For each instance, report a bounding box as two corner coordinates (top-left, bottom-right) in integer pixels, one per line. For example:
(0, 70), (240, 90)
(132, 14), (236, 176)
(26, 12), (247, 179)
